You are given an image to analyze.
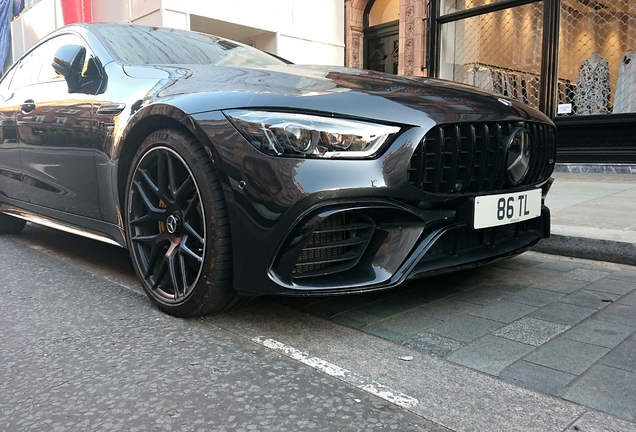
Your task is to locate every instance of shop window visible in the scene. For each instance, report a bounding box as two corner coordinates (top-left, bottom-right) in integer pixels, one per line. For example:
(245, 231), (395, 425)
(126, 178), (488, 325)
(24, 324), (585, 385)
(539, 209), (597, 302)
(557, 0), (636, 116)
(438, 2), (546, 110)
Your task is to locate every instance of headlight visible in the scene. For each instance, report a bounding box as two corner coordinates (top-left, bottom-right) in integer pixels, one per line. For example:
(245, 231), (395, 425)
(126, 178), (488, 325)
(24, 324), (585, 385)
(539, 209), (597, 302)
(225, 110), (400, 158)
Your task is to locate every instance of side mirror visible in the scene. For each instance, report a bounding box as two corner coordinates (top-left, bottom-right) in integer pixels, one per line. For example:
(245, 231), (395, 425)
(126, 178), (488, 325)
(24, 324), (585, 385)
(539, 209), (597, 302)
(52, 45), (87, 93)
(52, 44), (86, 78)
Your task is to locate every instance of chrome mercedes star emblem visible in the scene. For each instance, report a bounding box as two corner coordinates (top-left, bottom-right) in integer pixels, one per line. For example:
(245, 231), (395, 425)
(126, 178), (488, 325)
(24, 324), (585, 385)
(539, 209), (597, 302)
(505, 128), (531, 185)
(166, 214), (181, 234)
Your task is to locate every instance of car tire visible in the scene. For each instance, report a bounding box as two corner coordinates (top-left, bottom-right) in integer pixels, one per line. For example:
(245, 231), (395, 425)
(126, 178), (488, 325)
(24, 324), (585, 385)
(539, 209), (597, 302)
(125, 129), (240, 317)
(0, 213), (27, 234)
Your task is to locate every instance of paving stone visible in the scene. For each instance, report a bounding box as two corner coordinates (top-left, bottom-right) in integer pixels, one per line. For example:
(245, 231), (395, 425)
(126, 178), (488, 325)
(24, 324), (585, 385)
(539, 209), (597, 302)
(447, 335), (535, 375)
(441, 274), (486, 292)
(468, 300), (537, 323)
(559, 289), (620, 309)
(535, 259), (582, 273)
(606, 269), (636, 282)
(619, 291), (636, 307)
(505, 287), (565, 307)
(479, 281), (533, 293)
(601, 340), (636, 373)
(565, 268), (611, 282)
(331, 309), (382, 329)
(414, 298), (480, 322)
(519, 268), (571, 286)
(493, 318), (570, 346)
(358, 295), (429, 318)
(427, 314), (503, 343)
(564, 365), (636, 421)
(496, 256), (542, 270)
(531, 278), (589, 294)
(301, 295), (382, 319)
(272, 296), (323, 310)
(499, 360), (575, 396)
(358, 284), (460, 318)
(594, 304), (636, 328)
(403, 332), (465, 357)
(525, 338), (610, 375)
(563, 318), (635, 349)
(584, 278), (636, 296)
(477, 266), (519, 284)
(579, 261), (626, 273)
(363, 309), (443, 342)
(530, 302), (597, 326)
(363, 323), (410, 343)
(565, 411), (636, 432)
(448, 286), (510, 306)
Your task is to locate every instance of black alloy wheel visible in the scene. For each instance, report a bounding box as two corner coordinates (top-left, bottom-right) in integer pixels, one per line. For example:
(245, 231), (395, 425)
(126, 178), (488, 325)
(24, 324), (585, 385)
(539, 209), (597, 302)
(126, 129), (239, 317)
(0, 213), (26, 234)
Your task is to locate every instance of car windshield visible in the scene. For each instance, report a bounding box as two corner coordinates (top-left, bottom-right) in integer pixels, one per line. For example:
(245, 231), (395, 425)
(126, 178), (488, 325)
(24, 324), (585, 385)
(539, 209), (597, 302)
(92, 25), (285, 67)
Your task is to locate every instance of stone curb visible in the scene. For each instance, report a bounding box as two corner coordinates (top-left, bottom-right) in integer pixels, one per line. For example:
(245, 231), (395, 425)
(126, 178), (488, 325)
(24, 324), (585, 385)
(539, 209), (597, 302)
(533, 233), (636, 266)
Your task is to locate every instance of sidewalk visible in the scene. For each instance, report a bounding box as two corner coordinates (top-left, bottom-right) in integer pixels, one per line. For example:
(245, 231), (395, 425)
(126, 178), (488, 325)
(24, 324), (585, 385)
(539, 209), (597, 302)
(535, 170), (636, 265)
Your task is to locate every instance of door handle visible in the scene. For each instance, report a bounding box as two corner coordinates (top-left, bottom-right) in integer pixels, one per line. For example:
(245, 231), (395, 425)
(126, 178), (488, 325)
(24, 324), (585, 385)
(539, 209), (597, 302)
(21, 99), (36, 113)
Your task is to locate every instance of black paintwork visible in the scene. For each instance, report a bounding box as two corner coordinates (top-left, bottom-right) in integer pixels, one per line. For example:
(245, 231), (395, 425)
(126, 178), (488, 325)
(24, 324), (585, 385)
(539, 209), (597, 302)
(0, 23), (555, 296)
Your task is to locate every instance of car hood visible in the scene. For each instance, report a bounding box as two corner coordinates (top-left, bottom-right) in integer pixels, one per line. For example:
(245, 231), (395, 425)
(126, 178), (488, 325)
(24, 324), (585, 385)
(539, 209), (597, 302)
(124, 63), (551, 126)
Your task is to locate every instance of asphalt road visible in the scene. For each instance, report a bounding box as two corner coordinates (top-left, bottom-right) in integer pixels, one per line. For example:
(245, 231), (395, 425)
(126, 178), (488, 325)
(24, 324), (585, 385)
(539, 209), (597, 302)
(2, 224), (635, 432)
(0, 225), (447, 432)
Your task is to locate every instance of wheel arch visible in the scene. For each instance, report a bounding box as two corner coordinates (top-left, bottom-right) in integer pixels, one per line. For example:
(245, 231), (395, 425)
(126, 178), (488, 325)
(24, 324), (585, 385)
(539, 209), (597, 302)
(115, 105), (216, 223)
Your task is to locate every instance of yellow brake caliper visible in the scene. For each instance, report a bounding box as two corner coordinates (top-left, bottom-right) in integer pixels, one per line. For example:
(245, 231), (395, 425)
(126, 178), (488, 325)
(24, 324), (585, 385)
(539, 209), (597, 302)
(158, 199), (167, 232)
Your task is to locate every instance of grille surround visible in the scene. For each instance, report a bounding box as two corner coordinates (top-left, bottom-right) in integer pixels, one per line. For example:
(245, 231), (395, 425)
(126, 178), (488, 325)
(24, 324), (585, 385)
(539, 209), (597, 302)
(408, 122), (555, 195)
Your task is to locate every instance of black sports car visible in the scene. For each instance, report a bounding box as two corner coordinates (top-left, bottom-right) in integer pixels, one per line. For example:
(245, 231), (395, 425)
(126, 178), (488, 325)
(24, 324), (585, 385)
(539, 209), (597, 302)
(0, 23), (555, 317)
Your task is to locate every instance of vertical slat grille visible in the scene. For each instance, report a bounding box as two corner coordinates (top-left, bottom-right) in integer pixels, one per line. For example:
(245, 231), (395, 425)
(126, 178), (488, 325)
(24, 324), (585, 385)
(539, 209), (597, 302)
(409, 122), (555, 195)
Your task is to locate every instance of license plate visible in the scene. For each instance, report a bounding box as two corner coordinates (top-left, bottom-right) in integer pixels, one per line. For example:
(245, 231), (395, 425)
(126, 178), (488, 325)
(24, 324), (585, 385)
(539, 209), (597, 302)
(474, 189), (541, 229)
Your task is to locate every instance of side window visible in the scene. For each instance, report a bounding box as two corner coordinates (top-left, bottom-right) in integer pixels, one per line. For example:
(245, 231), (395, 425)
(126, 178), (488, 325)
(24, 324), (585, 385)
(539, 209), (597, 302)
(8, 33), (97, 90)
(9, 52), (42, 89)
(0, 68), (16, 98)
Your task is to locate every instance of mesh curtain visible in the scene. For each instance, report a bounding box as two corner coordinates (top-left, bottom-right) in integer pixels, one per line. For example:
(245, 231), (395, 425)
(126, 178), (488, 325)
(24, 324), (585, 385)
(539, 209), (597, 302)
(438, 0), (636, 116)
(558, 0), (636, 116)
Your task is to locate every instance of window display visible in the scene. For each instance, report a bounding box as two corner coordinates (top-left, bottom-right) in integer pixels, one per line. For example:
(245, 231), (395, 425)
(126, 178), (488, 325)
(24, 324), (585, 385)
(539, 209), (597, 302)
(438, 0), (636, 116)
(614, 50), (636, 113)
(574, 53), (610, 115)
(558, 0), (636, 115)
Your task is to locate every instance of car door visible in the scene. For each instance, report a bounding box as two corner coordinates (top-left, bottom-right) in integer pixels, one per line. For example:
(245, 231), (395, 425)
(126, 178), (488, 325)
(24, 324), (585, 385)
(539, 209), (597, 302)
(15, 33), (104, 219)
(0, 61), (29, 202)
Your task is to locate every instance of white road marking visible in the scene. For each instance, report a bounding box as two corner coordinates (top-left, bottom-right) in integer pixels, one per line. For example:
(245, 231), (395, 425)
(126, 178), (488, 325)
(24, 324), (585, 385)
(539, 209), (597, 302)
(252, 336), (418, 409)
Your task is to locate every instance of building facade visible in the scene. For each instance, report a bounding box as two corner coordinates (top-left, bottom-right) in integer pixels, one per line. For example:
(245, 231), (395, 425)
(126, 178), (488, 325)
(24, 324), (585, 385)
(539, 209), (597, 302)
(10, 0), (345, 66)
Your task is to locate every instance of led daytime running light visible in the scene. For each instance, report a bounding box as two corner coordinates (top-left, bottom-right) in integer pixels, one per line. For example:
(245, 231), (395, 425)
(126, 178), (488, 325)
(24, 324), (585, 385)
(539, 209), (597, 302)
(225, 110), (400, 158)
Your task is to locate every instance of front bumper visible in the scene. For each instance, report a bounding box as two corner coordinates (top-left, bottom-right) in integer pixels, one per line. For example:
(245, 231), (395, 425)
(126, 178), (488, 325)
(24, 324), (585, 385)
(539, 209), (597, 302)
(267, 188), (551, 296)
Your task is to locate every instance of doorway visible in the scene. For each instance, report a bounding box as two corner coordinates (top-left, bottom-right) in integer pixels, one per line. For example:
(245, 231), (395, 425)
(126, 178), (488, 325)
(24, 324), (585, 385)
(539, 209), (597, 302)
(364, 20), (399, 74)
